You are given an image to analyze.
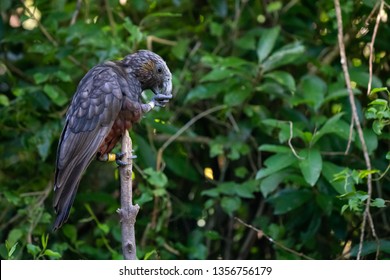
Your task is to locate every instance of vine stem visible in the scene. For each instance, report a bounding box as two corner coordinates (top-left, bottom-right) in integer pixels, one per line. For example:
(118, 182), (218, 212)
(333, 0), (378, 259)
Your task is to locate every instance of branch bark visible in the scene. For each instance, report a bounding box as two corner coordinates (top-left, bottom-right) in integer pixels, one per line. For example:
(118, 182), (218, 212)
(118, 131), (139, 260)
(333, 0), (378, 260)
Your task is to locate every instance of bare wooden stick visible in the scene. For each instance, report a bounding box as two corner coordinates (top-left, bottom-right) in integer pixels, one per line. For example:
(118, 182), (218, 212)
(117, 131), (139, 260)
(367, 0), (384, 96)
(234, 217), (314, 260)
(333, 0), (378, 260)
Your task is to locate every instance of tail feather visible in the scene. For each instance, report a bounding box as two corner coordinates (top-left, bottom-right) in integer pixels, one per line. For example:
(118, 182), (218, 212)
(52, 159), (90, 231)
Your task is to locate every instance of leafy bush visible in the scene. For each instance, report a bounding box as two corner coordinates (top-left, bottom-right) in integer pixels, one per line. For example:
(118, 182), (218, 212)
(0, 0), (389, 260)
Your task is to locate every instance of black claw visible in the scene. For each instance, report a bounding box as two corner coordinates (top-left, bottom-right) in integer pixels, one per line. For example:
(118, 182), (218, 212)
(115, 152), (126, 160)
(116, 159), (129, 166)
(115, 152), (137, 166)
(152, 93), (172, 107)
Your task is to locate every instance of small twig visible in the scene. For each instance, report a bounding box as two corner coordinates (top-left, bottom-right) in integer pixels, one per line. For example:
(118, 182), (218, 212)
(367, 0), (384, 96)
(118, 131), (140, 260)
(287, 121), (304, 160)
(373, 163), (390, 181)
(154, 134), (210, 144)
(333, 0), (378, 260)
(156, 105), (227, 171)
(104, 0), (116, 35)
(345, 115), (354, 154)
(237, 200), (266, 259)
(26, 182), (52, 244)
(70, 0), (82, 25)
(173, 41), (201, 97)
(2, 60), (35, 84)
(146, 35), (177, 51)
(20, 0), (88, 71)
(234, 217), (314, 260)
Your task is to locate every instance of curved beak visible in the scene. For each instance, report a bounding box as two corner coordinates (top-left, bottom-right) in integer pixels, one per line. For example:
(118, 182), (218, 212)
(152, 78), (172, 97)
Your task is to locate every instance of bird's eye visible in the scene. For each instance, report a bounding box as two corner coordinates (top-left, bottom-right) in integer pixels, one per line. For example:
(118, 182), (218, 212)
(157, 67), (162, 73)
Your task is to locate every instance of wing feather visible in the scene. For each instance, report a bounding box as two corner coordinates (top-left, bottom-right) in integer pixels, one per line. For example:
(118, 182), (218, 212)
(53, 65), (123, 230)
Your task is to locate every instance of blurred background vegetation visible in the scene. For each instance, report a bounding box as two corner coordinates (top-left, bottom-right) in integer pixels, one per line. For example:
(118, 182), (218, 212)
(0, 0), (389, 260)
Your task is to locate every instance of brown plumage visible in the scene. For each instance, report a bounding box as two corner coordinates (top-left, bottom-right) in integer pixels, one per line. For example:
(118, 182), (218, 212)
(53, 50), (172, 230)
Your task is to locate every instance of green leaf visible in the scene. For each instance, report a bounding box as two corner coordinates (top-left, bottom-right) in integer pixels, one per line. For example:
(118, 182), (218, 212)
(144, 168), (168, 188)
(266, 1), (282, 13)
(258, 144), (292, 153)
(55, 71), (72, 82)
(355, 129), (378, 154)
(371, 198), (386, 208)
(134, 191), (153, 206)
(7, 229), (23, 248)
(41, 234), (49, 250)
(27, 244), (41, 258)
(7, 242), (18, 258)
(323, 88), (361, 103)
(165, 155), (199, 182)
(143, 249), (157, 260)
(44, 249), (61, 259)
(257, 26), (280, 63)
(184, 84), (220, 104)
(201, 188), (219, 198)
(221, 196), (241, 216)
(350, 240), (390, 257)
(311, 113), (347, 144)
(63, 225), (77, 244)
(322, 161), (355, 194)
(217, 182), (237, 195)
(260, 171), (287, 198)
(234, 166), (248, 178)
(350, 69), (382, 89)
(0, 94), (10, 106)
(264, 71), (296, 92)
(268, 189), (312, 215)
(368, 98), (388, 108)
(298, 148), (322, 186)
(236, 180), (258, 198)
(172, 39), (190, 61)
(316, 194), (333, 216)
(209, 141), (224, 158)
(98, 223), (110, 235)
(298, 74), (327, 111)
(34, 73), (50, 84)
(43, 84), (68, 106)
(200, 68), (235, 82)
(205, 230), (221, 240)
(223, 84), (252, 106)
(262, 42), (305, 72)
(370, 87), (389, 95)
(256, 153), (297, 179)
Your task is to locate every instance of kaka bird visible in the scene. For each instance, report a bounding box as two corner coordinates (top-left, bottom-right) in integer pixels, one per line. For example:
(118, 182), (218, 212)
(53, 50), (172, 231)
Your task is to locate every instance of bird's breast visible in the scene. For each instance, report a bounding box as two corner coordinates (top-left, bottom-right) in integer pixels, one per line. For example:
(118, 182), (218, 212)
(98, 98), (143, 155)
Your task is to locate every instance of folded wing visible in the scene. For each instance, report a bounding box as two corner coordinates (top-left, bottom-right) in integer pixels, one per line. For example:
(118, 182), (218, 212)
(53, 66), (123, 230)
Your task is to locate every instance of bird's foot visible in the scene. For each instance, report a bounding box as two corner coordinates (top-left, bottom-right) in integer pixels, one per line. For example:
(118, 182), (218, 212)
(98, 151), (136, 166)
(152, 93), (173, 107)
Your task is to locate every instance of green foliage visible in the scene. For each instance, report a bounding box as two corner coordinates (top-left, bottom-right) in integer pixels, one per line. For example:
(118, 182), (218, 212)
(1, 0), (389, 260)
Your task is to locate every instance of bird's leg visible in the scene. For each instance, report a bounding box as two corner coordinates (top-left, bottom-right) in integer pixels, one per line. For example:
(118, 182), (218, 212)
(97, 152), (136, 166)
(140, 93), (172, 114)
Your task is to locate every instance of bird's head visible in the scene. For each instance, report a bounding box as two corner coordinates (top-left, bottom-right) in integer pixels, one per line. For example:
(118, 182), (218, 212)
(122, 50), (172, 97)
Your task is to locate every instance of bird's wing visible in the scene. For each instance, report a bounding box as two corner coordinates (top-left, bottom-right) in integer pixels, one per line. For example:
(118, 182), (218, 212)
(53, 65), (124, 230)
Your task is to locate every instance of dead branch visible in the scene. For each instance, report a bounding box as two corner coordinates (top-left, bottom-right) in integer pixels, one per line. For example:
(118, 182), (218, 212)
(333, 0), (379, 260)
(118, 131), (140, 260)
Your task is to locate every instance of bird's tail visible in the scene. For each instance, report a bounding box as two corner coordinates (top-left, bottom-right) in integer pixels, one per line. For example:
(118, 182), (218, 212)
(52, 161), (88, 231)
